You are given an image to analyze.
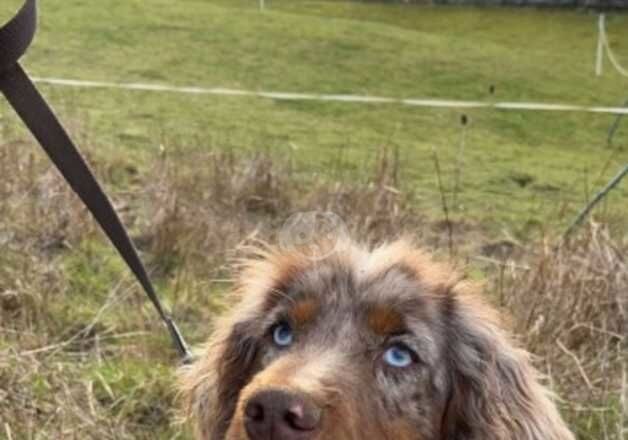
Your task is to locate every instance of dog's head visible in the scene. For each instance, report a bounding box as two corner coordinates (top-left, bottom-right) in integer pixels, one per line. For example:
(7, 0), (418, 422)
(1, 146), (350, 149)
(180, 240), (573, 440)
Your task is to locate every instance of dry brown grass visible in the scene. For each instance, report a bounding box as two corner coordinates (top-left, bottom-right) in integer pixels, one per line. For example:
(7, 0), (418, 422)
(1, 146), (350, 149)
(502, 226), (627, 439)
(0, 134), (625, 439)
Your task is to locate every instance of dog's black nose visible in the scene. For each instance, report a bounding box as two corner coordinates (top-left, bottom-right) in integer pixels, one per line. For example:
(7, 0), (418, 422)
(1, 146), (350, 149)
(244, 389), (321, 440)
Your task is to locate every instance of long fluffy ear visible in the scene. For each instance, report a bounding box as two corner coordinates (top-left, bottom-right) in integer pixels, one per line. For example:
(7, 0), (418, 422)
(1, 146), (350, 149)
(441, 290), (574, 440)
(178, 315), (260, 440)
(178, 247), (305, 439)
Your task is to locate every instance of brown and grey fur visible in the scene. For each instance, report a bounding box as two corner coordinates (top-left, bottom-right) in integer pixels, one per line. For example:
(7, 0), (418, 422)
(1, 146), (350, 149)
(179, 239), (574, 440)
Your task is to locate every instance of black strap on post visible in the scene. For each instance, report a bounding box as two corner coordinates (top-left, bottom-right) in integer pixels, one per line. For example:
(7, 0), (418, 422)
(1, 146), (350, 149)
(0, 0), (192, 363)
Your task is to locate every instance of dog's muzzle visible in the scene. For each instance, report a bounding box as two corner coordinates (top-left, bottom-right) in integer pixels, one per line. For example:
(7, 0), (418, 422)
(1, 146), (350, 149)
(244, 389), (322, 440)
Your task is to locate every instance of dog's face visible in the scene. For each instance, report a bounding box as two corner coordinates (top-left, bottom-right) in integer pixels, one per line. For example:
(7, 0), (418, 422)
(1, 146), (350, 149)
(180, 241), (574, 440)
(226, 253), (449, 440)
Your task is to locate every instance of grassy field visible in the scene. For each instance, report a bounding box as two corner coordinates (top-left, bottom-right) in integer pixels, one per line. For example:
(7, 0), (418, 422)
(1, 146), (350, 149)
(1, 1), (627, 439)
(1, 0), (628, 235)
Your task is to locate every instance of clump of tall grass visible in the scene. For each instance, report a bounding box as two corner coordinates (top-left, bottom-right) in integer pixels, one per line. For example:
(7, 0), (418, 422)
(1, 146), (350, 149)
(501, 225), (626, 439)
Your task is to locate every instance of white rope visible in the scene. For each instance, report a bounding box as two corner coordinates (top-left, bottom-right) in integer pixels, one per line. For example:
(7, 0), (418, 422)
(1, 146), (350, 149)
(597, 14), (628, 77)
(30, 76), (628, 115)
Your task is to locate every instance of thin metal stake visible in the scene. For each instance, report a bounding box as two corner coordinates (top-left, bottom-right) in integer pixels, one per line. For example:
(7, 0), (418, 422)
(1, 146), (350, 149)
(563, 164), (628, 239)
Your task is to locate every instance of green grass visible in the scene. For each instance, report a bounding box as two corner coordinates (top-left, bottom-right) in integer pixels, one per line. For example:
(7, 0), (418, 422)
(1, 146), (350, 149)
(2, 0), (628, 236)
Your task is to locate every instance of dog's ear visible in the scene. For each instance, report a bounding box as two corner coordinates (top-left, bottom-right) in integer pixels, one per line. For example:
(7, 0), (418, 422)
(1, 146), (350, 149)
(178, 249), (302, 439)
(179, 316), (260, 440)
(440, 292), (574, 440)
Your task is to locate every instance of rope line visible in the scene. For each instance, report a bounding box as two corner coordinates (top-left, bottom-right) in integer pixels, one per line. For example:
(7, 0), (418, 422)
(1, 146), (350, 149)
(30, 76), (628, 115)
(597, 14), (628, 77)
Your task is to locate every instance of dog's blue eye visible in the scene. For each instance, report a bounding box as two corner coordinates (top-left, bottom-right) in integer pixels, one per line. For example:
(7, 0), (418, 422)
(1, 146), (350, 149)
(272, 322), (293, 347)
(383, 344), (414, 368)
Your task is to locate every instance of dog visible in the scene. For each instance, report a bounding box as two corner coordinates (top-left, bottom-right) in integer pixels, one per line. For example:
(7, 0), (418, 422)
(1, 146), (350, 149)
(179, 239), (574, 440)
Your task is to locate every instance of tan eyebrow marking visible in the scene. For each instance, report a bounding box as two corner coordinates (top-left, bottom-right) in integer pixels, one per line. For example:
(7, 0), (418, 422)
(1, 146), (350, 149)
(289, 298), (320, 327)
(367, 304), (405, 336)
